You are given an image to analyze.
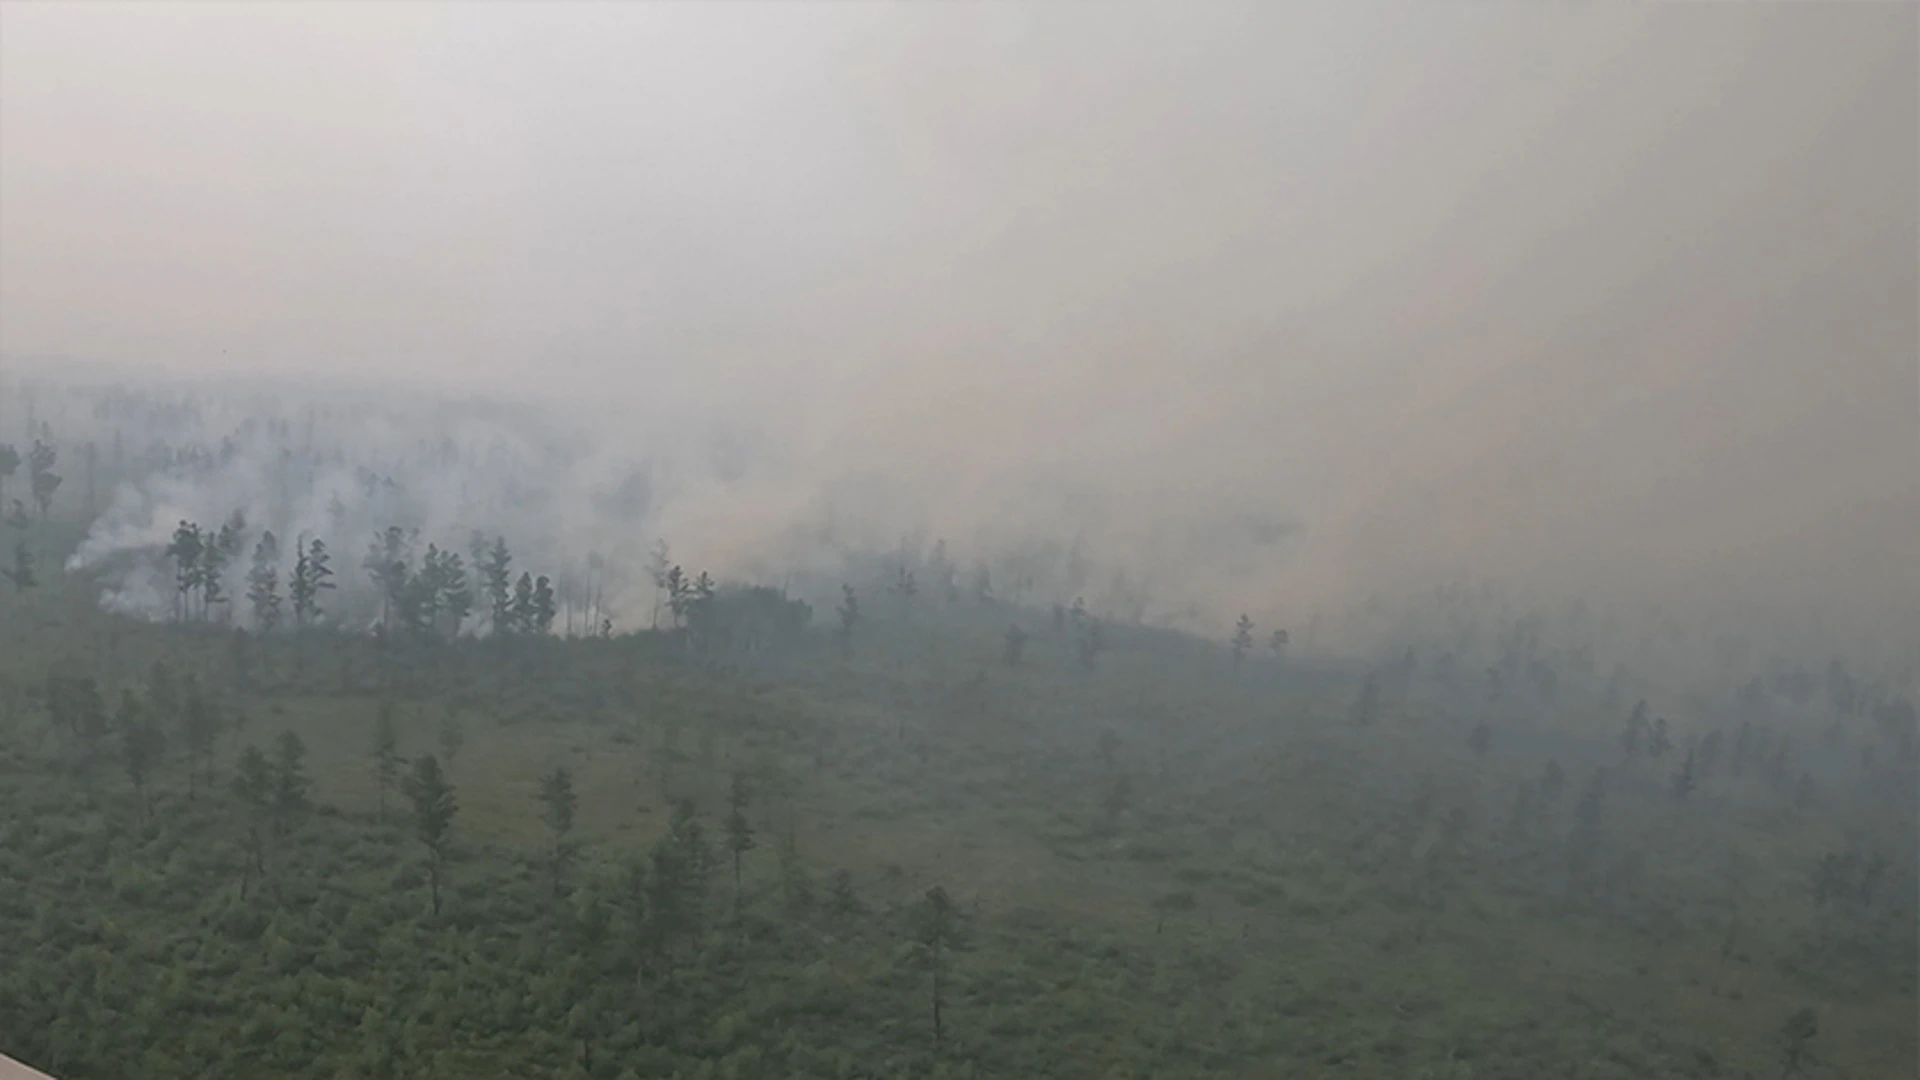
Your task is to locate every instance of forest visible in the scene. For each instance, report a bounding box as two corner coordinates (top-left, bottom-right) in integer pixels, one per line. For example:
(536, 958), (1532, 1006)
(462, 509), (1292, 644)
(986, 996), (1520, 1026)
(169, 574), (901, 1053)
(0, 378), (1913, 1080)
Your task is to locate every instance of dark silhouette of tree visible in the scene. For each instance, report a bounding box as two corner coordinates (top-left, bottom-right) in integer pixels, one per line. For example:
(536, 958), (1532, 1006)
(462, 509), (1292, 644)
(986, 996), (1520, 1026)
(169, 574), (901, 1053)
(1351, 673), (1381, 727)
(1231, 615), (1254, 665)
(1003, 624), (1028, 667)
(531, 575), (557, 633)
(438, 711), (465, 769)
(1671, 747), (1697, 800)
(246, 531), (281, 632)
(1, 542), (34, 592)
(1075, 617), (1105, 670)
(371, 702), (400, 818)
(1467, 722), (1492, 760)
(402, 754), (457, 916)
(539, 765), (578, 901)
(1779, 1006), (1818, 1075)
(511, 571), (537, 633)
(201, 528), (231, 620)
(1566, 768), (1607, 896)
(179, 676), (221, 798)
(119, 692), (165, 822)
(1269, 628), (1289, 663)
(835, 584), (859, 659)
(972, 562), (994, 605)
(1622, 700), (1650, 760)
(167, 521), (205, 622)
(827, 868), (861, 916)
(725, 771), (754, 919)
(0, 443), (18, 506)
(482, 535), (515, 633)
(1648, 717), (1673, 759)
(1697, 729), (1724, 781)
(26, 440), (59, 518)
(290, 538), (335, 628)
(270, 731), (311, 837)
(893, 564), (918, 621)
(231, 745), (273, 894)
(1100, 773), (1133, 831)
(647, 800), (712, 962)
(916, 885), (956, 1048)
(364, 526), (415, 626)
(645, 538), (671, 628)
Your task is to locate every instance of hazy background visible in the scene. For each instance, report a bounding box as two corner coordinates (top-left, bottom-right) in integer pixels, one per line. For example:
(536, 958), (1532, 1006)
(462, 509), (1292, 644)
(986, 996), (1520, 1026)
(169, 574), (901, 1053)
(3, 2), (1915, 641)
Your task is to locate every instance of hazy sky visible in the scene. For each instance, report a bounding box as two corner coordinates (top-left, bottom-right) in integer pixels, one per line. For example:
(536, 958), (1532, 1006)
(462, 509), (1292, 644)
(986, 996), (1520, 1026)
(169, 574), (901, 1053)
(2, 3), (1915, 634)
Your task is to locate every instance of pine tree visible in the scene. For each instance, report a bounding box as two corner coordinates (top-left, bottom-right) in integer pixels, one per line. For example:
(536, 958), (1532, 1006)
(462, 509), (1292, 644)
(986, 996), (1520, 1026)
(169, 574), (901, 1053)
(0, 542), (34, 592)
(27, 440), (60, 518)
(539, 765), (578, 901)
(371, 701), (400, 817)
(918, 885), (957, 1047)
(247, 531), (282, 632)
(231, 745), (273, 893)
(1003, 624), (1028, 667)
(1671, 747), (1697, 800)
(531, 575), (557, 633)
(166, 521), (205, 622)
(120, 692), (165, 822)
(835, 584), (859, 659)
(511, 572), (536, 634)
(402, 754), (458, 916)
(482, 535), (514, 634)
(1231, 615), (1254, 665)
(270, 731), (311, 837)
(725, 771), (755, 919)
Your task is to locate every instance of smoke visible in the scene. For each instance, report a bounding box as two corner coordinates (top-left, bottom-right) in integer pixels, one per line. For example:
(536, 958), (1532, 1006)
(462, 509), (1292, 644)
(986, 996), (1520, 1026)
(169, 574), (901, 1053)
(6, 4), (1917, 659)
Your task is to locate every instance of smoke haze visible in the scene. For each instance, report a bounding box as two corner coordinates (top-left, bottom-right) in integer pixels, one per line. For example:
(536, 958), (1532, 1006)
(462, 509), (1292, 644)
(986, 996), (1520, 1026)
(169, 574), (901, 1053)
(3, 3), (1915, 647)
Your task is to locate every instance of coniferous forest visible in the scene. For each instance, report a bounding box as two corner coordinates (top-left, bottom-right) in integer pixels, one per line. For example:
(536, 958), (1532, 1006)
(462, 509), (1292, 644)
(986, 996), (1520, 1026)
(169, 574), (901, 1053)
(0, 381), (1912, 1080)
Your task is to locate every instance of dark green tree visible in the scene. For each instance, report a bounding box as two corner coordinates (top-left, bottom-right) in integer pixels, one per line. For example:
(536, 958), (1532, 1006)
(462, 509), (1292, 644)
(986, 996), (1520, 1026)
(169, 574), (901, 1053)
(402, 754), (457, 916)
(371, 701), (400, 817)
(179, 675), (222, 797)
(0, 541), (34, 592)
(916, 885), (958, 1047)
(1779, 1006), (1818, 1075)
(1622, 700), (1649, 760)
(0, 443), (17, 506)
(835, 584), (859, 659)
(1231, 614), (1254, 665)
(1002, 624), (1028, 667)
(1671, 746), (1697, 800)
(725, 771), (755, 919)
(1269, 628), (1289, 662)
(437, 711), (465, 769)
(119, 691), (165, 822)
(231, 745), (273, 894)
(246, 530), (282, 632)
(1648, 717), (1673, 759)
(270, 731), (311, 837)
(166, 521), (205, 622)
(481, 535), (514, 633)
(27, 440), (59, 518)
(539, 765), (578, 900)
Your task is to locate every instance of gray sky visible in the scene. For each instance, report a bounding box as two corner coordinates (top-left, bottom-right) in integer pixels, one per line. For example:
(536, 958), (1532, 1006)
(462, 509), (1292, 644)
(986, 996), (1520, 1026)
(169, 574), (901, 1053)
(2, 2), (1915, 635)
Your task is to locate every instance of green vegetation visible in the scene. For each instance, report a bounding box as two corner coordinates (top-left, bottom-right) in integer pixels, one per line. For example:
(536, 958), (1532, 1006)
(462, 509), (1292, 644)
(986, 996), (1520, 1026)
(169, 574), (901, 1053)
(0, 500), (1914, 1080)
